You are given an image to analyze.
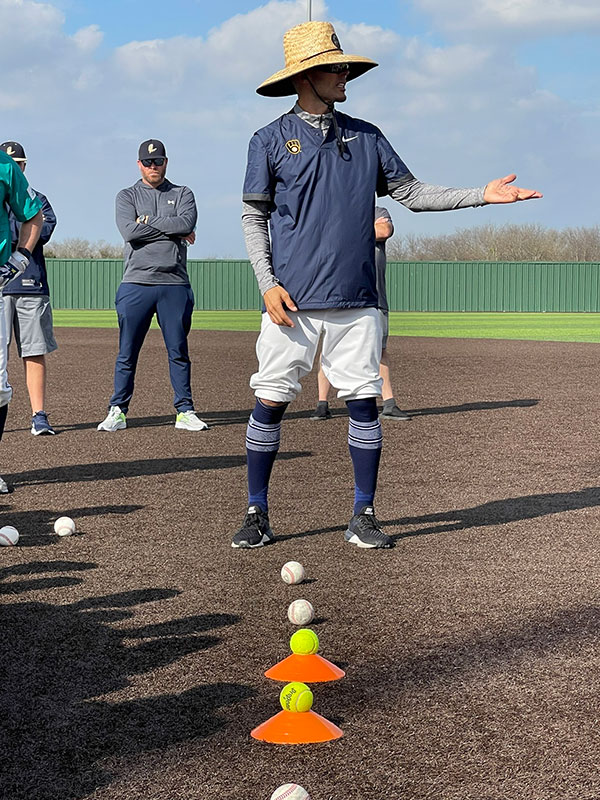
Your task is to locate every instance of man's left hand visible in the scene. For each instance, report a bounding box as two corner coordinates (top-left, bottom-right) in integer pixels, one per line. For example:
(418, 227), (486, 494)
(484, 174), (542, 204)
(183, 232), (196, 245)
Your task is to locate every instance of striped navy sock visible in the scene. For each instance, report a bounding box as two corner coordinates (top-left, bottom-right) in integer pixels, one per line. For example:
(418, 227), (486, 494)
(346, 398), (383, 515)
(246, 399), (288, 512)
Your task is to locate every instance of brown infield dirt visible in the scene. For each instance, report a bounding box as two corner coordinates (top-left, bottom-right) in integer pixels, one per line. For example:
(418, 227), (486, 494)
(1, 327), (600, 800)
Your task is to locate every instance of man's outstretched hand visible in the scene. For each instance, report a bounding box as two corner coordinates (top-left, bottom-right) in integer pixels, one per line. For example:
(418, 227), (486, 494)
(484, 174), (542, 204)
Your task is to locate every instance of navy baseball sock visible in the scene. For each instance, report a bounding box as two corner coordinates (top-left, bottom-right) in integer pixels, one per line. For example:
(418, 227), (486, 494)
(346, 398), (382, 515)
(246, 399), (288, 512)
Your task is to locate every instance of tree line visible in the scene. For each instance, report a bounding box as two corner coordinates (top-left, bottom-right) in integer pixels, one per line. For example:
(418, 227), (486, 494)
(386, 224), (600, 262)
(45, 224), (600, 262)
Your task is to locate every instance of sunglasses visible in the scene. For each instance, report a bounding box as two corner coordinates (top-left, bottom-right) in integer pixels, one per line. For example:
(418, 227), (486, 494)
(141, 158), (165, 167)
(315, 63), (350, 74)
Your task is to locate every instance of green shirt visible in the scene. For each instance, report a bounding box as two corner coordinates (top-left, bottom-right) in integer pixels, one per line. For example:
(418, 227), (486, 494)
(0, 151), (42, 265)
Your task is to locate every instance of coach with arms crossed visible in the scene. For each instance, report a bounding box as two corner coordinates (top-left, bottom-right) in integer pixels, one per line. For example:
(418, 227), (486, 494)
(232, 21), (541, 550)
(98, 139), (208, 433)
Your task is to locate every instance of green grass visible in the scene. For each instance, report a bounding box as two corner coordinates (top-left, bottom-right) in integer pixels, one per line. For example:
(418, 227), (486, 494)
(53, 310), (263, 331)
(52, 310), (600, 343)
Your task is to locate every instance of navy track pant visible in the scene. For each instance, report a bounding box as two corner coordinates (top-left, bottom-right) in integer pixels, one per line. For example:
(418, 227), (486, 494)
(110, 282), (195, 414)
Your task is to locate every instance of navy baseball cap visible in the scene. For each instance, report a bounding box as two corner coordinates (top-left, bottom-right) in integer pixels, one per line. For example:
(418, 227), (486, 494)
(0, 141), (26, 161)
(138, 139), (166, 160)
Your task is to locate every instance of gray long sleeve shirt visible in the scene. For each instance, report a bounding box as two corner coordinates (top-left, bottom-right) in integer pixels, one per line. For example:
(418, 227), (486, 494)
(116, 178), (197, 284)
(242, 104), (487, 296)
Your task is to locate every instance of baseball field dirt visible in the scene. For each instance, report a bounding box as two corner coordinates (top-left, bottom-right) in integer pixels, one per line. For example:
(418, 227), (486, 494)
(1, 327), (600, 800)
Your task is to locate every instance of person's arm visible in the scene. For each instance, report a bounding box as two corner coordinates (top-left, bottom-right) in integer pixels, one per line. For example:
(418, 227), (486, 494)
(115, 189), (166, 244)
(145, 187), (198, 236)
(242, 200), (297, 327)
(37, 193), (57, 245)
(390, 174), (541, 211)
(390, 178), (487, 211)
(17, 210), (43, 253)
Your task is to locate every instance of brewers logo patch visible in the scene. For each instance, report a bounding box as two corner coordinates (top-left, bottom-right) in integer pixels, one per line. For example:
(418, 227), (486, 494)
(332, 33), (341, 49)
(285, 139), (301, 155)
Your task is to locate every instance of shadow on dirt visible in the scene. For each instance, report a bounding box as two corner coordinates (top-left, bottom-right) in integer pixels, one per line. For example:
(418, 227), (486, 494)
(0, 563), (253, 800)
(7, 451), (311, 487)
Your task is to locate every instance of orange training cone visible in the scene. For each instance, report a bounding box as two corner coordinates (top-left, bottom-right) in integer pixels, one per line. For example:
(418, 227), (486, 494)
(265, 627), (345, 683)
(251, 708), (343, 744)
(251, 681), (343, 744)
(265, 652), (345, 682)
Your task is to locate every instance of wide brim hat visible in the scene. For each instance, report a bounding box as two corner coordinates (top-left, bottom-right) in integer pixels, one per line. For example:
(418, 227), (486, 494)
(257, 21), (377, 97)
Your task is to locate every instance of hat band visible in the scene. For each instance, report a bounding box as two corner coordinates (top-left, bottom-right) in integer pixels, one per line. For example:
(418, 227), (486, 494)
(299, 47), (344, 63)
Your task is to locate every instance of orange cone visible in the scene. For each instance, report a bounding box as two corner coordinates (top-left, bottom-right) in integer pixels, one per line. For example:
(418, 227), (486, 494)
(251, 709), (343, 744)
(265, 652), (345, 683)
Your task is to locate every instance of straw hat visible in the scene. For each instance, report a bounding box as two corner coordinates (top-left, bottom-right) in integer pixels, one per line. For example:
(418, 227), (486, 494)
(257, 21), (378, 97)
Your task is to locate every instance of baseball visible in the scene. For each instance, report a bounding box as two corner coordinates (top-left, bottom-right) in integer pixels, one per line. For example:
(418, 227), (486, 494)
(279, 681), (313, 713)
(290, 628), (319, 655)
(281, 561), (305, 585)
(270, 784), (311, 800)
(0, 525), (19, 546)
(54, 516), (76, 537)
(287, 599), (315, 626)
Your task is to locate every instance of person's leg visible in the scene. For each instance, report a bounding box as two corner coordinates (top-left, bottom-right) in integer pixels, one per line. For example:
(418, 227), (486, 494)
(310, 364), (332, 420)
(0, 295), (13, 492)
(246, 398), (288, 512)
(155, 285), (195, 413)
(378, 311), (411, 421)
(24, 355), (46, 411)
(109, 284), (155, 413)
(12, 296), (58, 434)
(232, 311), (322, 548)
(380, 348), (394, 401)
(322, 308), (392, 548)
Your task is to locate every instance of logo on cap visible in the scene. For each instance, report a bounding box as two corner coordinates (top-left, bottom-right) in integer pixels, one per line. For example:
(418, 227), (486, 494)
(6, 146), (15, 156)
(285, 139), (301, 155)
(331, 33), (341, 49)
(148, 143), (157, 154)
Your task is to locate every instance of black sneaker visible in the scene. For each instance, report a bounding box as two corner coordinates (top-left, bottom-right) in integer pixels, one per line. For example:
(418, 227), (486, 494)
(310, 403), (332, 421)
(380, 405), (411, 421)
(231, 505), (274, 549)
(344, 506), (394, 549)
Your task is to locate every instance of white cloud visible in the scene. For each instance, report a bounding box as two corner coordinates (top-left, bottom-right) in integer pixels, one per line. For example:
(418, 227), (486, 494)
(72, 24), (103, 53)
(415, 0), (600, 36)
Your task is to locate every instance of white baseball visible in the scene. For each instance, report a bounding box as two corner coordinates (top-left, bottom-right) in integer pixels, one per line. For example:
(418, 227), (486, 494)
(0, 525), (19, 546)
(281, 561), (305, 585)
(270, 784), (311, 800)
(287, 599), (315, 626)
(54, 516), (76, 537)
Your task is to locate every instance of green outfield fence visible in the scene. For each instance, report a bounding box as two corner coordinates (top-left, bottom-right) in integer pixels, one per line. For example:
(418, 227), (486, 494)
(46, 259), (600, 312)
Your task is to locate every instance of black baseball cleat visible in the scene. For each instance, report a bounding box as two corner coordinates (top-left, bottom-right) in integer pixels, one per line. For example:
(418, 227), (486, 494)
(344, 506), (394, 549)
(310, 402), (332, 421)
(380, 404), (411, 421)
(231, 505), (274, 548)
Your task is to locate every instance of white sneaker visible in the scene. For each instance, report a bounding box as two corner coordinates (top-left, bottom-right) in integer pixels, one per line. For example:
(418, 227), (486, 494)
(97, 406), (127, 432)
(0, 476), (9, 494)
(175, 410), (209, 431)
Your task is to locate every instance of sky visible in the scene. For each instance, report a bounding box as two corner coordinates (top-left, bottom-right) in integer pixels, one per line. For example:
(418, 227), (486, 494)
(2, 0), (599, 256)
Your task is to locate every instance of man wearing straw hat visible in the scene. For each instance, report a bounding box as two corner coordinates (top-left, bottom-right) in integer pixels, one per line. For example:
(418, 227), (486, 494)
(232, 20), (541, 549)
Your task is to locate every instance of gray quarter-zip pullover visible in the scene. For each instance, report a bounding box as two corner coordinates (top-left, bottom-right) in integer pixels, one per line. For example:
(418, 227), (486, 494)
(115, 178), (197, 284)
